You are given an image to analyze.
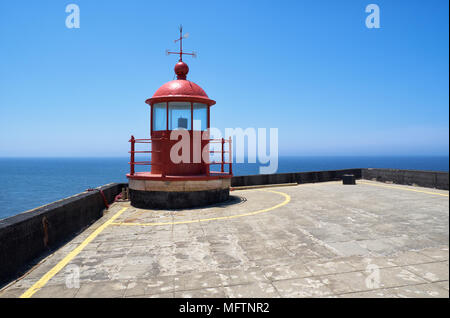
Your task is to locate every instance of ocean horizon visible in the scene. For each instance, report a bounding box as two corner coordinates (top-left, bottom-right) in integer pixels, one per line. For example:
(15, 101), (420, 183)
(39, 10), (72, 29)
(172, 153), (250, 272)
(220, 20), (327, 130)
(0, 155), (448, 220)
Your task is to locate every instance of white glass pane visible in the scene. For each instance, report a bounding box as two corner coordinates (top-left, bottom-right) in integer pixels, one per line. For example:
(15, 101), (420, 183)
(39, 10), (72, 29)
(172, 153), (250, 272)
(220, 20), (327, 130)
(193, 103), (207, 131)
(152, 103), (166, 131)
(169, 102), (191, 130)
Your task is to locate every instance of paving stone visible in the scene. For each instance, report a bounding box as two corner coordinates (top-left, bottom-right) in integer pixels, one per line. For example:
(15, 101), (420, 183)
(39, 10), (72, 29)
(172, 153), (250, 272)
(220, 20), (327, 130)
(273, 277), (333, 297)
(304, 260), (355, 276)
(124, 276), (174, 296)
(224, 282), (280, 298)
(389, 283), (449, 298)
(115, 265), (156, 280)
(75, 281), (128, 298)
(0, 288), (27, 298)
(405, 262), (449, 282)
(283, 245), (327, 262)
(175, 287), (226, 298)
(337, 289), (393, 298)
(378, 267), (426, 288)
(243, 247), (291, 261)
(327, 241), (370, 257)
(390, 251), (435, 266)
(174, 272), (223, 291)
(320, 271), (371, 294)
(356, 239), (398, 255)
(338, 255), (398, 271)
(436, 281), (449, 291)
(33, 284), (79, 298)
(217, 267), (268, 286)
(417, 247), (449, 261)
(125, 292), (174, 298)
(260, 262), (312, 281)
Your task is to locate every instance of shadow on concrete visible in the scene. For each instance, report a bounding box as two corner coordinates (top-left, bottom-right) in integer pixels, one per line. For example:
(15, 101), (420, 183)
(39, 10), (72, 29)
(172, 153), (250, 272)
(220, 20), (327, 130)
(167, 194), (247, 212)
(207, 194), (247, 209)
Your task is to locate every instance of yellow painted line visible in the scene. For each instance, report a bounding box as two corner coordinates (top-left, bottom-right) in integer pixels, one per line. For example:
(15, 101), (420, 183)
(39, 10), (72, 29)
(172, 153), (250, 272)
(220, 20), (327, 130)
(231, 183), (298, 191)
(359, 181), (449, 197)
(20, 207), (128, 298)
(111, 189), (291, 227)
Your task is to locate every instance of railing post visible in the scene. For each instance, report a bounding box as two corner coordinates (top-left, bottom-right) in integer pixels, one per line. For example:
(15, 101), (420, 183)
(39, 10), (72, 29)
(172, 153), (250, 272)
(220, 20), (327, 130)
(206, 137), (210, 177)
(161, 135), (165, 177)
(229, 136), (232, 175)
(130, 135), (135, 176)
(221, 138), (224, 173)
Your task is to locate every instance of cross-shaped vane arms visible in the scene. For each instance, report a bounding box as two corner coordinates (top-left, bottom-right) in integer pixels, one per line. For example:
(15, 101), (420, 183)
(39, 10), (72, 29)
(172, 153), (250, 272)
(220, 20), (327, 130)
(166, 25), (196, 61)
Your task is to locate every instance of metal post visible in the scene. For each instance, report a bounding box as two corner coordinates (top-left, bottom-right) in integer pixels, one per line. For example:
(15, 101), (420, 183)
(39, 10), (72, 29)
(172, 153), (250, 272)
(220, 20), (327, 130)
(206, 133), (210, 177)
(207, 105), (210, 129)
(221, 138), (224, 173)
(130, 135), (135, 176)
(150, 105), (153, 136)
(229, 136), (232, 175)
(166, 102), (169, 131)
(191, 102), (194, 165)
(190, 102), (193, 132)
(206, 106), (211, 177)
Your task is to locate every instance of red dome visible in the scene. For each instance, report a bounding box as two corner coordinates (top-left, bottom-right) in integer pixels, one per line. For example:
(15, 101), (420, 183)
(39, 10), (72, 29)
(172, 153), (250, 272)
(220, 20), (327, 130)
(146, 62), (216, 106)
(154, 80), (208, 98)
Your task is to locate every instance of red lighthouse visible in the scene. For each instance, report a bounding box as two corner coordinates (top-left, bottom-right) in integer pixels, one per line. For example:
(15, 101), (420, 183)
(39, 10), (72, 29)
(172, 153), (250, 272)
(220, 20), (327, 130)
(127, 26), (232, 209)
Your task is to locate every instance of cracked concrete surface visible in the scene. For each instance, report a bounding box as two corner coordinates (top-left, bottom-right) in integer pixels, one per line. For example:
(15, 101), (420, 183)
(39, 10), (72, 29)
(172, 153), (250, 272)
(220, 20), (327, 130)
(0, 180), (448, 298)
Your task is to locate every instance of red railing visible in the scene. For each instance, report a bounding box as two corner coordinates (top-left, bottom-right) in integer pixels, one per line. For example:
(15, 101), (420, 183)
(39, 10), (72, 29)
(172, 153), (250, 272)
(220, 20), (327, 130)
(206, 137), (233, 176)
(129, 136), (153, 175)
(128, 135), (232, 176)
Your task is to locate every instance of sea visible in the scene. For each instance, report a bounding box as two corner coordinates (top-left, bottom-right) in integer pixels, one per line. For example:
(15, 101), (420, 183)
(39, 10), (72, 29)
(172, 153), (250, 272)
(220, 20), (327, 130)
(0, 156), (448, 220)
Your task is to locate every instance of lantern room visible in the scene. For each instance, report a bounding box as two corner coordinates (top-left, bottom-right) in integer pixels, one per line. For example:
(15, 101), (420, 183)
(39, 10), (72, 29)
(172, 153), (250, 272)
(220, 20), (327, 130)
(149, 60), (214, 133)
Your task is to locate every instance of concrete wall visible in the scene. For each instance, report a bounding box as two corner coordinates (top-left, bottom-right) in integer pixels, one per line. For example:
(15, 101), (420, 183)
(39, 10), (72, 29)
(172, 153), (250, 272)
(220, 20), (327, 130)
(362, 168), (449, 190)
(0, 183), (125, 285)
(231, 168), (448, 190)
(231, 169), (362, 187)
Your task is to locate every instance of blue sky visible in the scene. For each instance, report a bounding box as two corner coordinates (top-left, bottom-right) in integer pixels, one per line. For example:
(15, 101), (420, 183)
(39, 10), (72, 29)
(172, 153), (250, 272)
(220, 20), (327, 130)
(0, 0), (448, 157)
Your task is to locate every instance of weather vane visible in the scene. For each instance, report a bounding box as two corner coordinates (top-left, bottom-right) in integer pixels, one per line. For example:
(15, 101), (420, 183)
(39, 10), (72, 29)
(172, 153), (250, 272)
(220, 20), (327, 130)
(166, 25), (197, 62)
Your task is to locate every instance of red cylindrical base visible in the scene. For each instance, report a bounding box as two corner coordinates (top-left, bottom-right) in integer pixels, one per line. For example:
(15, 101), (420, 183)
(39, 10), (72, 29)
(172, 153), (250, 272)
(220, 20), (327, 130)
(151, 130), (210, 176)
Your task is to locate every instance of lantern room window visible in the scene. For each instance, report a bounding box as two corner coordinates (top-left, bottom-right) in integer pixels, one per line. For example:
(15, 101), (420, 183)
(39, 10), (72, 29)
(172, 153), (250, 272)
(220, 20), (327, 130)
(169, 102), (191, 130)
(152, 103), (167, 131)
(193, 103), (207, 131)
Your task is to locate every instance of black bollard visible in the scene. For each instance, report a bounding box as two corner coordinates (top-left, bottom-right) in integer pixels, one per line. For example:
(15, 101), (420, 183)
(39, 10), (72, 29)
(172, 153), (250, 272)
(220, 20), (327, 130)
(342, 174), (356, 185)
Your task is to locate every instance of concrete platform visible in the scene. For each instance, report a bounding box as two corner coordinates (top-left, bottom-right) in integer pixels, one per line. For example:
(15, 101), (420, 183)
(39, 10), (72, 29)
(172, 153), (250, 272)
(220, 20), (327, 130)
(1, 180), (448, 298)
